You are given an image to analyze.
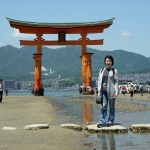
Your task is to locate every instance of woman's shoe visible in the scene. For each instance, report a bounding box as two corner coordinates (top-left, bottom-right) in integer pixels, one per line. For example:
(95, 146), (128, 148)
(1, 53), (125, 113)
(107, 121), (112, 127)
(97, 124), (105, 128)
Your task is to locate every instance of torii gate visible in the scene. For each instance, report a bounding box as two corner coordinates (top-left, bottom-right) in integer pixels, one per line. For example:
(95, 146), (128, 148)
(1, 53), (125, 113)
(7, 17), (114, 91)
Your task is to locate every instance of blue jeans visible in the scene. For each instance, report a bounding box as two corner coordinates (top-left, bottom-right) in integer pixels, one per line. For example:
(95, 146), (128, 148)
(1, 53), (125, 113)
(140, 89), (143, 96)
(100, 91), (115, 124)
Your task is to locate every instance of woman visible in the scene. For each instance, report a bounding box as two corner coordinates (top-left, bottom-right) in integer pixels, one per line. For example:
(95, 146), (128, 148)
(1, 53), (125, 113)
(0, 79), (3, 103)
(97, 55), (118, 128)
(146, 83), (150, 98)
(130, 85), (134, 98)
(139, 84), (143, 96)
(121, 86), (126, 95)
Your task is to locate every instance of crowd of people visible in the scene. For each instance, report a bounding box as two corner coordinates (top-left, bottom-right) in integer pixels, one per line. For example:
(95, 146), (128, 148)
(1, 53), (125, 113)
(119, 83), (150, 98)
(79, 81), (150, 99)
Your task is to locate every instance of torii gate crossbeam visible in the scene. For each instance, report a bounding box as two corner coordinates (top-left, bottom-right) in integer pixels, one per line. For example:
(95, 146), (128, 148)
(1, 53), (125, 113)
(20, 39), (103, 46)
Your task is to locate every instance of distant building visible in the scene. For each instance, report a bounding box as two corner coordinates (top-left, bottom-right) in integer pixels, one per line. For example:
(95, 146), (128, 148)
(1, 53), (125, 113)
(15, 82), (21, 90)
(3, 80), (15, 90)
(58, 75), (61, 79)
(51, 81), (59, 89)
(118, 79), (132, 85)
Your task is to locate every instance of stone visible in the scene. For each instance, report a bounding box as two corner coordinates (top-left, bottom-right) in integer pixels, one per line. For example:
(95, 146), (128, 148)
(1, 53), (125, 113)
(2, 126), (17, 130)
(85, 124), (128, 133)
(60, 124), (82, 131)
(24, 124), (49, 130)
(130, 124), (150, 132)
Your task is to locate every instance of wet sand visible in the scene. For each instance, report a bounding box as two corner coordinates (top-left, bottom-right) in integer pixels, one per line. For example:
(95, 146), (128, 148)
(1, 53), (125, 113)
(115, 93), (150, 112)
(83, 93), (150, 113)
(0, 96), (83, 150)
(0, 94), (150, 150)
(117, 92), (150, 101)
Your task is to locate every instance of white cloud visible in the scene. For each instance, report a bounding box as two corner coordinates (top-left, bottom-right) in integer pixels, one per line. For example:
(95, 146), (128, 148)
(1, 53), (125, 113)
(12, 29), (34, 38)
(41, 66), (47, 71)
(43, 35), (52, 40)
(50, 68), (55, 74)
(43, 73), (49, 76)
(121, 30), (131, 37)
(0, 42), (2, 45)
(30, 72), (35, 74)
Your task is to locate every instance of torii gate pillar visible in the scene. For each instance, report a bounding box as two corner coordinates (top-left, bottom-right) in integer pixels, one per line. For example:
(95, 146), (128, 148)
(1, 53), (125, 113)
(33, 33), (43, 90)
(33, 53), (42, 90)
(81, 33), (93, 88)
(84, 53), (93, 86)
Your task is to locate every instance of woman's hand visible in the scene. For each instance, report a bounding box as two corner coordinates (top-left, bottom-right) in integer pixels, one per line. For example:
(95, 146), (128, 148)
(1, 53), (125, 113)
(114, 93), (118, 98)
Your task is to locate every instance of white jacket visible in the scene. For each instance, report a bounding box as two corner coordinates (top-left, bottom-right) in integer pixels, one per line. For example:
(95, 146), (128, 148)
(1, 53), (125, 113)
(98, 67), (118, 99)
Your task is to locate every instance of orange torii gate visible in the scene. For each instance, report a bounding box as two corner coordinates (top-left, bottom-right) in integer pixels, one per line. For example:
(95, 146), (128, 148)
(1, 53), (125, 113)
(7, 17), (114, 91)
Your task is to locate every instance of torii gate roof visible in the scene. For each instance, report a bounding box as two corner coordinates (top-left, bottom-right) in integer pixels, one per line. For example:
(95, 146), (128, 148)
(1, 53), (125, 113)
(7, 17), (115, 34)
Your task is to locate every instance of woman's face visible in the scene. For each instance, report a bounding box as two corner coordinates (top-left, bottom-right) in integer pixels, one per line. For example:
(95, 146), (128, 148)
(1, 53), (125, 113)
(105, 58), (112, 68)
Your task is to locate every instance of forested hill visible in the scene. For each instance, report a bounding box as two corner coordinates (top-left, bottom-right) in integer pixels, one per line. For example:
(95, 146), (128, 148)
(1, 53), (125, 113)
(0, 45), (150, 80)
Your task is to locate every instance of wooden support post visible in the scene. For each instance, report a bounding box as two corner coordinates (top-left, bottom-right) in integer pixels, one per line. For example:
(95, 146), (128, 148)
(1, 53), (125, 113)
(81, 33), (87, 88)
(33, 53), (42, 90)
(84, 53), (93, 86)
(81, 33), (87, 55)
(36, 33), (43, 89)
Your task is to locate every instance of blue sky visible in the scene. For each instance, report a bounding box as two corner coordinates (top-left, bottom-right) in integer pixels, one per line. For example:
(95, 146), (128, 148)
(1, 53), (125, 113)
(0, 0), (150, 57)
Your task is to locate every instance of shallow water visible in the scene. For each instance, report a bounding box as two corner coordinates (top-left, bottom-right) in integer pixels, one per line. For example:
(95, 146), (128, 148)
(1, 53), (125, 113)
(9, 90), (150, 149)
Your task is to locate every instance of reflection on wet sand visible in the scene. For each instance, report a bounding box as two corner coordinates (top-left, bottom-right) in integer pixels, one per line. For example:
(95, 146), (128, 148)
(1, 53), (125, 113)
(98, 134), (116, 150)
(82, 96), (93, 125)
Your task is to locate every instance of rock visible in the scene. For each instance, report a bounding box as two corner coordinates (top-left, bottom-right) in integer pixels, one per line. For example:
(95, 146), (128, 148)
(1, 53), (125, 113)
(24, 124), (49, 130)
(2, 126), (17, 130)
(130, 124), (150, 132)
(85, 124), (128, 133)
(60, 124), (82, 131)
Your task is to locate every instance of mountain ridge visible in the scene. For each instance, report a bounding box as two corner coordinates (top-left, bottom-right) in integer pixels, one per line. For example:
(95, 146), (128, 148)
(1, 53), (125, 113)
(0, 45), (149, 81)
